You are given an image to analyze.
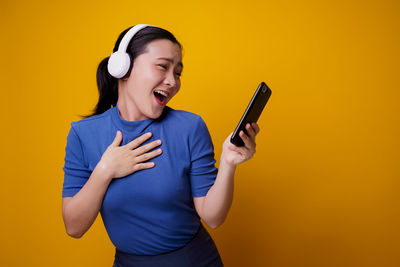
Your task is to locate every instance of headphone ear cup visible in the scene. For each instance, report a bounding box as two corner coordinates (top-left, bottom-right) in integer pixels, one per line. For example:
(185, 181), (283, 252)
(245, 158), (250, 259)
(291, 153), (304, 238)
(107, 51), (131, 79)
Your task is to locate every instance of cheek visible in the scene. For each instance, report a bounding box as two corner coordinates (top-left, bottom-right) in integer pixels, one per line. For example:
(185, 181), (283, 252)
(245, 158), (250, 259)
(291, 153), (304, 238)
(175, 78), (181, 89)
(172, 85), (181, 97)
(130, 72), (153, 93)
(132, 65), (155, 85)
(176, 78), (181, 88)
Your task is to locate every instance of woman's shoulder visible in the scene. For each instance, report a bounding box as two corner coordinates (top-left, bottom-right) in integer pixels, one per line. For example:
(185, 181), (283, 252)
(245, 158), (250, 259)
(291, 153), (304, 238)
(69, 108), (113, 132)
(164, 106), (205, 125)
(164, 106), (202, 120)
(162, 107), (210, 139)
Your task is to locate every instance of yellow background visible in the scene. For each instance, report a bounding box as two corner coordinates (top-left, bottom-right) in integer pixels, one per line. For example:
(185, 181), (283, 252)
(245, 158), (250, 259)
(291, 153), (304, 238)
(1, 0), (399, 266)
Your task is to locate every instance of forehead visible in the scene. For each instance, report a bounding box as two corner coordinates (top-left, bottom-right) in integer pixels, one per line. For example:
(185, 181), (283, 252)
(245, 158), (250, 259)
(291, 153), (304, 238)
(144, 39), (182, 63)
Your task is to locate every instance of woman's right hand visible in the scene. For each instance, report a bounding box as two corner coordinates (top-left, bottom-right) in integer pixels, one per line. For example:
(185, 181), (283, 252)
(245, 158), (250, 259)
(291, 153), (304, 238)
(97, 131), (162, 180)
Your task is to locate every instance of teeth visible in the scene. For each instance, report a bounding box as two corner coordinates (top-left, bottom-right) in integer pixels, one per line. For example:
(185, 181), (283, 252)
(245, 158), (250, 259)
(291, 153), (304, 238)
(154, 90), (168, 97)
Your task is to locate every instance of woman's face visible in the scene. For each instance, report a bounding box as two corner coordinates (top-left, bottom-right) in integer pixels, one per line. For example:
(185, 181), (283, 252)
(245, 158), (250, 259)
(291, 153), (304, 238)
(119, 39), (183, 120)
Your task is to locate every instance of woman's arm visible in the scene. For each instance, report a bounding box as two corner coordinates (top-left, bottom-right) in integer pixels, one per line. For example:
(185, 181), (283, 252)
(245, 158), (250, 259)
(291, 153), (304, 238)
(62, 164), (112, 238)
(62, 131), (162, 238)
(193, 123), (259, 229)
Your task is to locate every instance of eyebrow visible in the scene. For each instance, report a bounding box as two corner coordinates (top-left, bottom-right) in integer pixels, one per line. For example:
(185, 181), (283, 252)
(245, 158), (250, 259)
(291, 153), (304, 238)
(157, 57), (184, 69)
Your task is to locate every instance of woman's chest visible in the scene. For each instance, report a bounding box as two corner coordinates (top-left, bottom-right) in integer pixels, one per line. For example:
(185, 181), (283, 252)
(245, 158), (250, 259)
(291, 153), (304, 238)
(86, 125), (193, 206)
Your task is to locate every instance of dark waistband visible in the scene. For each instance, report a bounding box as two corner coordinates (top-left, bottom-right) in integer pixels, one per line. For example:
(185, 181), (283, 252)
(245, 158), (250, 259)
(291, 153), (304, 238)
(116, 223), (205, 257)
(114, 223), (223, 266)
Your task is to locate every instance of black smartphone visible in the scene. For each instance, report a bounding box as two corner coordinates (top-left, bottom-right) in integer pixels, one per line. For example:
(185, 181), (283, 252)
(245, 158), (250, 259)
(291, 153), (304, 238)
(230, 81), (272, 147)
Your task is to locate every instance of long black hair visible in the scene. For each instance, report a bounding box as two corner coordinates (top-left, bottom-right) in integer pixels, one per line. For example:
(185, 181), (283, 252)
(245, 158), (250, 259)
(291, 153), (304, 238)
(80, 25), (182, 118)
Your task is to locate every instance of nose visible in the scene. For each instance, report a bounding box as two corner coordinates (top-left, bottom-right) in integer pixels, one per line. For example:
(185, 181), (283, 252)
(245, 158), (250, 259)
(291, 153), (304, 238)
(163, 70), (177, 88)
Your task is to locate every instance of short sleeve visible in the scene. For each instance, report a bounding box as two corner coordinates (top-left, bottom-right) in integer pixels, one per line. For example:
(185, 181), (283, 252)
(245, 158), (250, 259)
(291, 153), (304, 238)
(189, 116), (218, 197)
(62, 124), (91, 197)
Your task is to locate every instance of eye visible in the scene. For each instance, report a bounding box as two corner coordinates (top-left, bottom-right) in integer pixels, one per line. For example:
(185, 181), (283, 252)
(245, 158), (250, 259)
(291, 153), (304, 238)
(158, 64), (181, 77)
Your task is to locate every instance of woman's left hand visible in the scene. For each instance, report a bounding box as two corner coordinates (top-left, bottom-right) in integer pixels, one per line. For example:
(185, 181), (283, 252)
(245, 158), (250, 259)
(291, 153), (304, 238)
(221, 122), (260, 166)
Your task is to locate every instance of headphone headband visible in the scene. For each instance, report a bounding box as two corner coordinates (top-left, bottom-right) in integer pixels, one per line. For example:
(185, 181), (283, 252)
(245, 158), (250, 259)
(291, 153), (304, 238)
(117, 24), (152, 53)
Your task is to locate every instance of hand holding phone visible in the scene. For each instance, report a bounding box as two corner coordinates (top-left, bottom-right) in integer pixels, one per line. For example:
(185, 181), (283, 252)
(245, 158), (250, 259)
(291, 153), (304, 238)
(230, 82), (272, 146)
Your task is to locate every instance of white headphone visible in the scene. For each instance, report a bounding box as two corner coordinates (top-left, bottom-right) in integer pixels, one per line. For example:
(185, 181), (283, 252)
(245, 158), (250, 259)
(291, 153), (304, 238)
(107, 24), (157, 79)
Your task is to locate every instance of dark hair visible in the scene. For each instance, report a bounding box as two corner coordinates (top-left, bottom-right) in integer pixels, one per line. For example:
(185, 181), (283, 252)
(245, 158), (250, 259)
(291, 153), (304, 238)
(80, 25), (182, 118)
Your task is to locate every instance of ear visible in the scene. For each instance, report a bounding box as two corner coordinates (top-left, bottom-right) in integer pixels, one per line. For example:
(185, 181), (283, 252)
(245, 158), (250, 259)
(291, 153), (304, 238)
(121, 63), (134, 81)
(121, 70), (131, 81)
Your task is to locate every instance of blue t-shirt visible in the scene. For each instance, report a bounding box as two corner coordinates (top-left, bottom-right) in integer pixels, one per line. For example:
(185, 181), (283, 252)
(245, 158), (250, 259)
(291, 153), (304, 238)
(62, 103), (218, 255)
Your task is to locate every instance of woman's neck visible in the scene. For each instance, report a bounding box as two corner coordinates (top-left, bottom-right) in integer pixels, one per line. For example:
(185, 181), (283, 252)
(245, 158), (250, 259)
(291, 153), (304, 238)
(116, 97), (147, 121)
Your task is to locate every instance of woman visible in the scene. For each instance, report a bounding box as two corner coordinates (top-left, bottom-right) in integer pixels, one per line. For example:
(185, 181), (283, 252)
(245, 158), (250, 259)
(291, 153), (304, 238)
(62, 24), (259, 267)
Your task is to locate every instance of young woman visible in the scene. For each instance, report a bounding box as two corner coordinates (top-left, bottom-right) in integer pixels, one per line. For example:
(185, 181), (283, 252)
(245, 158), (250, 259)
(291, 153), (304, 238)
(62, 24), (259, 267)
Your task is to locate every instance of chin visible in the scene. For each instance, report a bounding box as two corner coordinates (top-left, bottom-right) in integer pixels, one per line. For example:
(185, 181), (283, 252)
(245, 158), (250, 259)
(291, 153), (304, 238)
(148, 108), (165, 119)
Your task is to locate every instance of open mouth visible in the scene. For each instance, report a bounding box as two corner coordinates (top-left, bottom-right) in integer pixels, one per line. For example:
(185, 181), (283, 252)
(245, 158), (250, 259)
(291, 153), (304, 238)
(153, 90), (169, 106)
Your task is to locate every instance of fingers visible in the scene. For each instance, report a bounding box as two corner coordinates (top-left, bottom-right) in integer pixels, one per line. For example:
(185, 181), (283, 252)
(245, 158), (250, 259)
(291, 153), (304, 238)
(239, 130), (254, 149)
(241, 123), (261, 150)
(245, 123), (257, 139)
(132, 162), (156, 172)
(245, 123), (260, 139)
(126, 132), (153, 150)
(252, 122), (260, 134)
(135, 148), (163, 163)
(111, 130), (123, 147)
(228, 142), (247, 155)
(133, 139), (162, 156)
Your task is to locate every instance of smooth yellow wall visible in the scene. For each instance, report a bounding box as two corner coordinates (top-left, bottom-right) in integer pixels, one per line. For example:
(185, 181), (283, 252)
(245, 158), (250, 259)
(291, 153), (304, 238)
(1, 0), (399, 266)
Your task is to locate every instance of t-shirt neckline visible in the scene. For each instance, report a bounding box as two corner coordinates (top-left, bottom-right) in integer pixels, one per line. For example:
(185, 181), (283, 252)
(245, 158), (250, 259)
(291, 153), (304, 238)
(111, 102), (154, 134)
